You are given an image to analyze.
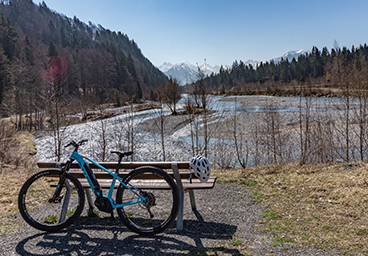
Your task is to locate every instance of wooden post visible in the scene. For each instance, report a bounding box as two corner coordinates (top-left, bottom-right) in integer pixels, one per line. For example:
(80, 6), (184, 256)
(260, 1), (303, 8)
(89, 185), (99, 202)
(171, 163), (184, 231)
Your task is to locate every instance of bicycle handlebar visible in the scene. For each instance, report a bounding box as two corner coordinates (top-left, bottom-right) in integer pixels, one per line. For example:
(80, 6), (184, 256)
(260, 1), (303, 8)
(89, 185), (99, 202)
(64, 139), (88, 150)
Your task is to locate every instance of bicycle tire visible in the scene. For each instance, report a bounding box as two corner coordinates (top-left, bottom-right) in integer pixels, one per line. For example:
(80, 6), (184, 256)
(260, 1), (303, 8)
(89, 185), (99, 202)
(18, 169), (85, 232)
(116, 166), (180, 235)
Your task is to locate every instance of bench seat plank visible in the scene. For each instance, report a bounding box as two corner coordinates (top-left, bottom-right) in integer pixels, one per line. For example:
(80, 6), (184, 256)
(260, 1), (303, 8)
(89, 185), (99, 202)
(37, 162), (190, 170)
(77, 177), (216, 190)
(67, 170), (193, 180)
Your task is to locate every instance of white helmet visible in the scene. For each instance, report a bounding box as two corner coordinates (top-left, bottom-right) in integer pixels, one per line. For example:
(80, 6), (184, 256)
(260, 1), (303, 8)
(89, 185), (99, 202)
(190, 155), (211, 183)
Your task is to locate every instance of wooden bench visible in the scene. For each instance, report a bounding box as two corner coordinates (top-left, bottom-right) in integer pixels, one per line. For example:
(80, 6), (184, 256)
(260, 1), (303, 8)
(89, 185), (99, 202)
(37, 161), (217, 231)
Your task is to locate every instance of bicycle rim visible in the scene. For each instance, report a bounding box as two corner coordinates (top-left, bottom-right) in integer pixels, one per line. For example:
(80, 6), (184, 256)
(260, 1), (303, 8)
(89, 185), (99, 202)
(18, 169), (85, 232)
(116, 167), (179, 235)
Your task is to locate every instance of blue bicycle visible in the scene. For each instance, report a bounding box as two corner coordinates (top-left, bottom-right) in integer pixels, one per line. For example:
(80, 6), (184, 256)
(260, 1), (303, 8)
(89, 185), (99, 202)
(18, 139), (180, 235)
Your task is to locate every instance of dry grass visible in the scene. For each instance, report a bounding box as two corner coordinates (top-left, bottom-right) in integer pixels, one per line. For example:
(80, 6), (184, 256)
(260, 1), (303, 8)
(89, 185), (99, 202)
(213, 163), (368, 255)
(0, 172), (30, 233)
(0, 128), (38, 234)
(2, 130), (368, 255)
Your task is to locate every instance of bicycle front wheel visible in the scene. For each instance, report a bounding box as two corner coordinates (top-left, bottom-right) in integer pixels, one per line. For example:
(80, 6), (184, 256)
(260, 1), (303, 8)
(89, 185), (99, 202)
(116, 166), (180, 235)
(18, 169), (85, 232)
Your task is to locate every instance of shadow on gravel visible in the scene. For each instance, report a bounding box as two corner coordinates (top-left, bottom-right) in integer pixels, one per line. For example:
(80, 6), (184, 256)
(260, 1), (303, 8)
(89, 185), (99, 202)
(15, 217), (241, 255)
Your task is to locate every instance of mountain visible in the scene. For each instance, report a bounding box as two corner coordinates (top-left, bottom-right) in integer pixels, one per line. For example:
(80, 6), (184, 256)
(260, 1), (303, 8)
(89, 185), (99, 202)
(0, 0), (167, 117)
(159, 62), (174, 73)
(162, 63), (198, 85)
(160, 50), (309, 85)
(271, 49), (310, 63)
(158, 62), (225, 85)
(242, 60), (260, 68)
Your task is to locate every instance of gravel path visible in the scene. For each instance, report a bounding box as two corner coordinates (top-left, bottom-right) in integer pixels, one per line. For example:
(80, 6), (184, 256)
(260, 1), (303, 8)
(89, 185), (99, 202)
(0, 183), (340, 256)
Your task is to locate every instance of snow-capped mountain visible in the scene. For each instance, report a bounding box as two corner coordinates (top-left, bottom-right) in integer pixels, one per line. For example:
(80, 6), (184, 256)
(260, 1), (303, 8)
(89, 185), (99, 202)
(236, 60), (260, 69)
(159, 50), (309, 85)
(158, 62), (224, 85)
(164, 63), (198, 85)
(159, 62), (175, 73)
(272, 50), (310, 63)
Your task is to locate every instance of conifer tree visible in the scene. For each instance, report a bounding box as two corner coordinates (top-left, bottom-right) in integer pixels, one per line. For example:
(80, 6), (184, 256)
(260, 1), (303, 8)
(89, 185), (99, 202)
(47, 40), (58, 57)
(133, 80), (142, 103)
(0, 44), (12, 106)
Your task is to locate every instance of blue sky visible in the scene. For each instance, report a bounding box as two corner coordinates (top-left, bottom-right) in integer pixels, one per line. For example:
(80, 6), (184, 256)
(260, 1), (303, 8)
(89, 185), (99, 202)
(40, 0), (368, 67)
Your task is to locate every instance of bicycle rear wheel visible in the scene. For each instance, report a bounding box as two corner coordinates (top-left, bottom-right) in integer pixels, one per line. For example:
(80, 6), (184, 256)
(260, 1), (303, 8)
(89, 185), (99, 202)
(116, 166), (179, 235)
(18, 169), (85, 232)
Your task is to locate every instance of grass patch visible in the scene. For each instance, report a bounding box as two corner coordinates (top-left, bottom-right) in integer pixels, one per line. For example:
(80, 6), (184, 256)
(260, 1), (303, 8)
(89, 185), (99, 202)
(44, 214), (58, 224)
(213, 163), (368, 255)
(88, 210), (100, 218)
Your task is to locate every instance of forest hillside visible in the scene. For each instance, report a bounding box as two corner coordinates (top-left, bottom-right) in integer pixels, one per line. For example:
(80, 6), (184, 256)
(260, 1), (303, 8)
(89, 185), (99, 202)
(0, 0), (167, 126)
(203, 44), (368, 96)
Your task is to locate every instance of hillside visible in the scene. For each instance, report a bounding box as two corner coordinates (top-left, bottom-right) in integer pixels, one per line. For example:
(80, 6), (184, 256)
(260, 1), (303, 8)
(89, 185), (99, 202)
(0, 0), (167, 122)
(202, 45), (368, 96)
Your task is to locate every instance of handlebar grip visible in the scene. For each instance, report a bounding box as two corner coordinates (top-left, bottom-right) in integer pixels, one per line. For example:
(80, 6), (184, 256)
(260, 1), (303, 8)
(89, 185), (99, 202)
(78, 139), (88, 145)
(124, 151), (133, 157)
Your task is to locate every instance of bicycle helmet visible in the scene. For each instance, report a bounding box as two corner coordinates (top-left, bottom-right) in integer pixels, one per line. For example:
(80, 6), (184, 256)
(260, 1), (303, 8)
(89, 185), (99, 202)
(189, 155), (211, 183)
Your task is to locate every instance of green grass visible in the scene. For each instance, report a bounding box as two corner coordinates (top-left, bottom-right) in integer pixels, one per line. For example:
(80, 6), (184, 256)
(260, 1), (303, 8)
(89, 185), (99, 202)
(44, 215), (58, 224)
(87, 210), (100, 218)
(142, 220), (153, 226)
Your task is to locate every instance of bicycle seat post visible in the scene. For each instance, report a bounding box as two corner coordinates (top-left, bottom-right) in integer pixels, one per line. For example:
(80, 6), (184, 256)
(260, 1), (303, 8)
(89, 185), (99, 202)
(115, 155), (123, 174)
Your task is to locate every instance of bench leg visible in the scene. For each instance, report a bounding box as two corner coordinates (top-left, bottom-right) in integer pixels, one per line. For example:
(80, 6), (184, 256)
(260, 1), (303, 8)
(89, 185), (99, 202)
(59, 179), (71, 223)
(188, 190), (197, 211)
(172, 163), (184, 231)
(84, 188), (95, 213)
(177, 190), (184, 231)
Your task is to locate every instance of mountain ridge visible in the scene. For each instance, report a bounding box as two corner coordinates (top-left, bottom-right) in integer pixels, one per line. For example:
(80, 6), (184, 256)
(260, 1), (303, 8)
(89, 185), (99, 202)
(0, 0), (167, 110)
(159, 49), (310, 85)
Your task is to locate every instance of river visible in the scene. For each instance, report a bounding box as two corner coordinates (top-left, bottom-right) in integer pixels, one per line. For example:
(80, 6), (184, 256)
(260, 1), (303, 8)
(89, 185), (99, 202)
(34, 95), (347, 167)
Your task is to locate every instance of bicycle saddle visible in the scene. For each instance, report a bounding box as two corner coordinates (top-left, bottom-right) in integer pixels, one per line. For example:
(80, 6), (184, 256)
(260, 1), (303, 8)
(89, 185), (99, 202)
(111, 151), (133, 158)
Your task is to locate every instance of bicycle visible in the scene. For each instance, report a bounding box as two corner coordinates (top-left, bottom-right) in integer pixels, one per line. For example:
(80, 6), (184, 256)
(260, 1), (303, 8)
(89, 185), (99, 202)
(18, 139), (180, 235)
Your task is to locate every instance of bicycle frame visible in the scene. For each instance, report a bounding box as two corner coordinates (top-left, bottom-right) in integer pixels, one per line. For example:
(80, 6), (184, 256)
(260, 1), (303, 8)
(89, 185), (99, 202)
(69, 150), (146, 209)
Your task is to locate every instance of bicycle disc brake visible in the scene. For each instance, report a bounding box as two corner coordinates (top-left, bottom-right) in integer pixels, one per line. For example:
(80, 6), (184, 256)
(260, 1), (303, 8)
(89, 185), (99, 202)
(49, 195), (64, 203)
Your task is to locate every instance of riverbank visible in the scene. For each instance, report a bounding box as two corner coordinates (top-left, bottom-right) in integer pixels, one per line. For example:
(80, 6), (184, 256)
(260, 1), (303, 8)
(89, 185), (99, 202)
(216, 84), (345, 98)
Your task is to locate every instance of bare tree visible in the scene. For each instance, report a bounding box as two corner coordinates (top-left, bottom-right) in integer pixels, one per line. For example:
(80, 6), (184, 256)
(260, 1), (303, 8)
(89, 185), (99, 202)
(112, 104), (148, 161)
(260, 99), (292, 164)
(297, 79), (313, 165)
(153, 87), (169, 161)
(164, 78), (182, 115)
(225, 97), (249, 168)
(328, 44), (353, 163)
(90, 108), (112, 162)
(43, 56), (70, 161)
(351, 56), (368, 161)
